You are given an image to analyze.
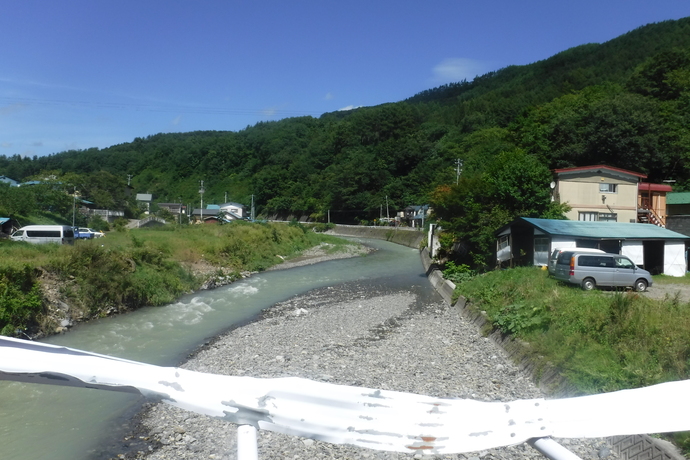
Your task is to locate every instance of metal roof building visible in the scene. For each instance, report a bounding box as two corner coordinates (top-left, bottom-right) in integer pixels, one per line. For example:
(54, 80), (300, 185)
(496, 217), (688, 276)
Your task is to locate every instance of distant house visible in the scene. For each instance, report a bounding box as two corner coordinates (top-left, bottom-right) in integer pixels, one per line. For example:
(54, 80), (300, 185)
(136, 194), (153, 214)
(190, 203), (246, 224)
(157, 203), (186, 216)
(402, 205), (429, 228)
(0, 176), (18, 187)
(665, 192), (690, 238)
(190, 207), (220, 224)
(219, 202), (245, 220)
(496, 217), (688, 276)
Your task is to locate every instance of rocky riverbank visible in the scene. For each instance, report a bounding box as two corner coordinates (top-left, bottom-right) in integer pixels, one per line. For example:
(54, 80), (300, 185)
(122, 279), (615, 459)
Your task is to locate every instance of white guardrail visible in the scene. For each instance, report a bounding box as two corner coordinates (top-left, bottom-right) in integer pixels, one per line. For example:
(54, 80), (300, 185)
(1, 336), (689, 460)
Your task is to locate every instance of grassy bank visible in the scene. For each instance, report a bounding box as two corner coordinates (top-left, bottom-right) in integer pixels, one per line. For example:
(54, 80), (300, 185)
(0, 221), (354, 337)
(454, 267), (690, 452)
(455, 267), (690, 394)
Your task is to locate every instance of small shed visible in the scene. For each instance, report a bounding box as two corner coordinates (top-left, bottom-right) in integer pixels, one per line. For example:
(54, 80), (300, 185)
(0, 217), (20, 236)
(496, 217), (689, 276)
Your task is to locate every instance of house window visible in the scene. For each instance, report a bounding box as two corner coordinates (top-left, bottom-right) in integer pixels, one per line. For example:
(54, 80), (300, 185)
(598, 213), (617, 222)
(579, 212), (598, 221)
(534, 237), (549, 253)
(497, 235), (509, 250)
(600, 183), (618, 193)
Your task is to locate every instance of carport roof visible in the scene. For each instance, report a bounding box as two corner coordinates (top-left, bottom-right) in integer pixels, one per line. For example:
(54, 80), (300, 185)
(511, 217), (689, 240)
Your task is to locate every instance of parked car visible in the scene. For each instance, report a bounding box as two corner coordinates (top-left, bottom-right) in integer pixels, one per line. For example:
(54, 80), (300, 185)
(75, 227), (93, 239)
(553, 251), (652, 291)
(10, 225), (75, 245)
(87, 228), (105, 238)
(75, 227), (105, 239)
(548, 247), (605, 275)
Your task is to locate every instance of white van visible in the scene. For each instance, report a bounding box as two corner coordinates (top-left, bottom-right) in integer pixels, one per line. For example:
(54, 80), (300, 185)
(10, 225), (75, 245)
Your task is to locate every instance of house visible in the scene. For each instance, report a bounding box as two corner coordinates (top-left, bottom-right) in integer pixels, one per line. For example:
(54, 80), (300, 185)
(401, 205), (429, 228)
(219, 202), (245, 220)
(553, 165), (646, 223)
(136, 194), (153, 214)
(190, 203), (247, 224)
(190, 207), (220, 224)
(638, 182), (673, 226)
(158, 203), (186, 216)
(552, 165), (672, 227)
(666, 192), (690, 216)
(495, 217), (688, 276)
(665, 192), (690, 238)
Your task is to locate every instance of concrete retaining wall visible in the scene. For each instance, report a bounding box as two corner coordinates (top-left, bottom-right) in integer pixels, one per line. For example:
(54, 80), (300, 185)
(329, 224), (426, 249)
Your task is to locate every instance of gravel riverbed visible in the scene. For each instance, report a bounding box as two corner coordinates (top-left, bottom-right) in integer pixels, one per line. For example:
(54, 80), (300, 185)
(129, 277), (615, 460)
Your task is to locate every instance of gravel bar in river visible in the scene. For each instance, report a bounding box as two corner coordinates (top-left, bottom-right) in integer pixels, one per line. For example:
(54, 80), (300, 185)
(134, 281), (615, 460)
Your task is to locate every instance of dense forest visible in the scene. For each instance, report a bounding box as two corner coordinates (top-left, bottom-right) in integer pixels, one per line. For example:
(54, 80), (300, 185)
(2, 17), (690, 267)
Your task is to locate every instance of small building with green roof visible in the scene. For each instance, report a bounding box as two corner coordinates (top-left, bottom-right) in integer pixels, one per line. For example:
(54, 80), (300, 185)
(667, 192), (690, 215)
(496, 217), (688, 276)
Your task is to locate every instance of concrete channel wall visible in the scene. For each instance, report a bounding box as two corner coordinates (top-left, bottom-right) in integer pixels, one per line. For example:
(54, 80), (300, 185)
(328, 224), (426, 249)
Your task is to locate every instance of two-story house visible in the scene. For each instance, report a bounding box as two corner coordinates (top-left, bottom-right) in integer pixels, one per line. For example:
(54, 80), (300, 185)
(553, 165), (645, 223)
(553, 165), (671, 226)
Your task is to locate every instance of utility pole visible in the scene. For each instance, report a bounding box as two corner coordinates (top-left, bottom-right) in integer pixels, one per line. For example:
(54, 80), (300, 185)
(199, 180), (205, 223)
(250, 195), (255, 222)
(72, 187), (77, 227)
(385, 196), (389, 220)
(456, 159), (463, 185)
(224, 191), (228, 203)
(127, 174), (132, 186)
(178, 196), (182, 225)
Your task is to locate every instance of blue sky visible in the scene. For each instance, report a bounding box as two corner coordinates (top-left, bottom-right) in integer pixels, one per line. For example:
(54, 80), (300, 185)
(1, 1), (688, 158)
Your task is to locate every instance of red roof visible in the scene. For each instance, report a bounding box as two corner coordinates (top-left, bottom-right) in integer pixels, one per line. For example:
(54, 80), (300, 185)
(639, 182), (673, 192)
(553, 165), (647, 179)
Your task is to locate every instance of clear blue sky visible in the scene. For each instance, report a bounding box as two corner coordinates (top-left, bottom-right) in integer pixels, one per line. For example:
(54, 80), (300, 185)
(1, 0), (688, 159)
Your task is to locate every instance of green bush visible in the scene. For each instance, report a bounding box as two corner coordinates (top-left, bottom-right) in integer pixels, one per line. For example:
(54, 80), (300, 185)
(313, 222), (336, 232)
(442, 261), (475, 284)
(0, 265), (43, 336)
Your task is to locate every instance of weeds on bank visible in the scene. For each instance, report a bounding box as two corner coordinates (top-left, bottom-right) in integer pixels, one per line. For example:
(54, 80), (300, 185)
(0, 222), (345, 337)
(455, 267), (690, 394)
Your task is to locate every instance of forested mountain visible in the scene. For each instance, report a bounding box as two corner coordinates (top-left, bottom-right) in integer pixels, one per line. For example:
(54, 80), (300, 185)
(2, 17), (690, 265)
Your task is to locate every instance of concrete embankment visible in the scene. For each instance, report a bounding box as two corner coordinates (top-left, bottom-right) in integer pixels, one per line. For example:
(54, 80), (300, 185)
(327, 224), (426, 248)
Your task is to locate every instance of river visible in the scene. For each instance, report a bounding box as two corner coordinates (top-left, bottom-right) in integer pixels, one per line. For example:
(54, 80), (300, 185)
(0, 238), (434, 460)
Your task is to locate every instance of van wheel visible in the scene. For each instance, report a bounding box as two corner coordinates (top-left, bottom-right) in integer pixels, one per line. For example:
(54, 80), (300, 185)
(634, 279), (648, 292)
(581, 278), (596, 291)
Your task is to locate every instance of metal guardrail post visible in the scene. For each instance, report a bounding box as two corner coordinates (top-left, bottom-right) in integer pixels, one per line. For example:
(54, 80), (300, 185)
(237, 425), (258, 460)
(528, 437), (583, 460)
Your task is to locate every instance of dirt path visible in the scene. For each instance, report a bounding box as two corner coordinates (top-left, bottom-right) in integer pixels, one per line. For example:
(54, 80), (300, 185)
(642, 282), (690, 302)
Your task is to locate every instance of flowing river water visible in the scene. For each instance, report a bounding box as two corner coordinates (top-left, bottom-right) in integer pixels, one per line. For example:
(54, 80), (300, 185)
(0, 238), (436, 460)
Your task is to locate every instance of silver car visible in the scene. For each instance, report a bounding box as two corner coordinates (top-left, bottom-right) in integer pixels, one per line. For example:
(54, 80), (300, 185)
(553, 251), (653, 291)
(548, 247), (604, 276)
